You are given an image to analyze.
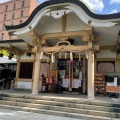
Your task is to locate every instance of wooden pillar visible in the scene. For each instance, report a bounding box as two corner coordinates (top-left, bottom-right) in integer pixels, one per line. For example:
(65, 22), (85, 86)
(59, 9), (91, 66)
(116, 54), (120, 72)
(83, 57), (86, 93)
(15, 56), (20, 88)
(87, 50), (95, 99)
(32, 46), (40, 94)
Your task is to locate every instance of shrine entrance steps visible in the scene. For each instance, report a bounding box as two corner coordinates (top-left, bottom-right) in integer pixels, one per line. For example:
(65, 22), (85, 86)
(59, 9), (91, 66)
(0, 90), (120, 120)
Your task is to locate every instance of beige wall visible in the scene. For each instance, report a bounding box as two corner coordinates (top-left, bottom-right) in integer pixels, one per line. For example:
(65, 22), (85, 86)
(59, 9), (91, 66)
(0, 0), (39, 40)
(96, 50), (116, 58)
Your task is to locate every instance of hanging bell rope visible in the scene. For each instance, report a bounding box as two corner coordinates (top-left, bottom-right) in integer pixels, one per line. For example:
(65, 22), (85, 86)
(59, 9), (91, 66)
(79, 52), (81, 61)
(51, 54), (55, 63)
(65, 52), (67, 59)
(47, 55), (49, 62)
(70, 52), (73, 61)
(59, 51), (61, 58)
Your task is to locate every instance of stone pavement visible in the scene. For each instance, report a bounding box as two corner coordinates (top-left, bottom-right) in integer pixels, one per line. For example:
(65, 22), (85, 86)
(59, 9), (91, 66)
(0, 109), (81, 120)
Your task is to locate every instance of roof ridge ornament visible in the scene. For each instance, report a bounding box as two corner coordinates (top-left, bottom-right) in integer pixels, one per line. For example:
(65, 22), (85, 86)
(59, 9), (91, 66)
(46, 5), (72, 19)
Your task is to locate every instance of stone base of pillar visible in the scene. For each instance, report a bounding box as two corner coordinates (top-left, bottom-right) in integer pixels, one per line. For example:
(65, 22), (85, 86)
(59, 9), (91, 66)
(87, 97), (95, 100)
(31, 92), (39, 95)
(69, 87), (72, 92)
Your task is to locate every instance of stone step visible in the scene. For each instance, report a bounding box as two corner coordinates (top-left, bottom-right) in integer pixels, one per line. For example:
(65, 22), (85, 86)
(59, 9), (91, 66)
(0, 100), (119, 118)
(0, 104), (117, 120)
(0, 96), (36, 103)
(35, 99), (120, 113)
(0, 96), (120, 113)
(1, 93), (120, 108)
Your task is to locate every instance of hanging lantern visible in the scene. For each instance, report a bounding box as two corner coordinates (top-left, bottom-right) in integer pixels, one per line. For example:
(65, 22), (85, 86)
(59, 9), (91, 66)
(40, 51), (43, 59)
(79, 52), (81, 61)
(70, 52), (73, 61)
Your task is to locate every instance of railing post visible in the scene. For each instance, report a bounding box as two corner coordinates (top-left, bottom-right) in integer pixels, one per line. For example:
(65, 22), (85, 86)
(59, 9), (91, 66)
(2, 79), (5, 95)
(11, 80), (14, 90)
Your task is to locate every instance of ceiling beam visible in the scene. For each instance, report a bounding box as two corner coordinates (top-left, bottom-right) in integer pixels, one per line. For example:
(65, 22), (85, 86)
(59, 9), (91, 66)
(7, 44), (21, 55)
(100, 45), (116, 50)
(41, 45), (88, 53)
(30, 30), (41, 39)
(32, 39), (38, 45)
(37, 44), (99, 53)
(40, 30), (90, 40)
(59, 37), (68, 41)
(0, 42), (26, 47)
(87, 26), (93, 35)
(82, 36), (89, 42)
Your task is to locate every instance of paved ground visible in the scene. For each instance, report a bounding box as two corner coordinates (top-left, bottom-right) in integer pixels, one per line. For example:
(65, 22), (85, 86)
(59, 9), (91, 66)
(0, 109), (81, 120)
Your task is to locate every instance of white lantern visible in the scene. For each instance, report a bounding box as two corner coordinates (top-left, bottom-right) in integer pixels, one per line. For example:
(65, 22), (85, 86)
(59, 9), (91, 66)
(40, 51), (43, 59)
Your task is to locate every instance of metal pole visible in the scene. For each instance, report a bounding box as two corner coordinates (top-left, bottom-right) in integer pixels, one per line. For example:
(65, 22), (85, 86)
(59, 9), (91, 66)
(2, 79), (5, 95)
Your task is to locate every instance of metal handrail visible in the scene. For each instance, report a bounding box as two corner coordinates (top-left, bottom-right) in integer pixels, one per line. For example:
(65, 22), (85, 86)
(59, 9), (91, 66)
(1, 79), (14, 95)
(0, 78), (5, 83)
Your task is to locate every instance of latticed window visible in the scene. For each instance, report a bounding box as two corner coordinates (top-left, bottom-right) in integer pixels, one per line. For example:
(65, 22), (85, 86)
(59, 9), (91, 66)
(9, 36), (12, 40)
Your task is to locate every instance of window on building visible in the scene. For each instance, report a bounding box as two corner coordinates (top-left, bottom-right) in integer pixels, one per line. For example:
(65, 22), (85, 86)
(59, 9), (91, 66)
(19, 62), (33, 79)
(11, 22), (14, 26)
(5, 5), (8, 12)
(3, 23), (5, 30)
(12, 13), (15, 19)
(9, 36), (12, 40)
(21, 11), (23, 18)
(20, 20), (22, 24)
(22, 1), (24, 8)
(1, 33), (4, 40)
(13, 3), (16, 10)
(4, 14), (7, 21)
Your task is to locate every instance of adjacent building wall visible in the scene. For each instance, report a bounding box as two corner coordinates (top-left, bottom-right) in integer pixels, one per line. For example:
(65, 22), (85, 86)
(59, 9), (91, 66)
(0, 0), (39, 40)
